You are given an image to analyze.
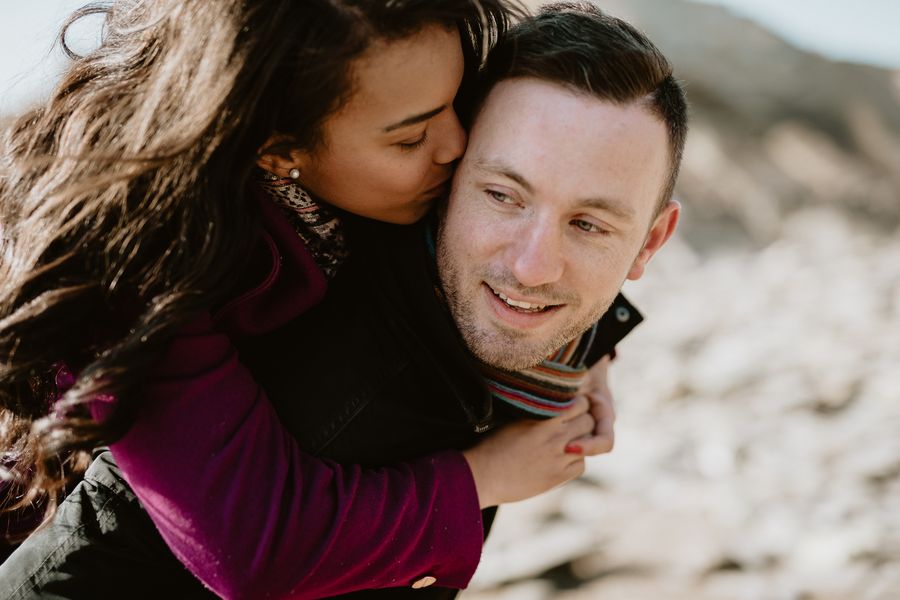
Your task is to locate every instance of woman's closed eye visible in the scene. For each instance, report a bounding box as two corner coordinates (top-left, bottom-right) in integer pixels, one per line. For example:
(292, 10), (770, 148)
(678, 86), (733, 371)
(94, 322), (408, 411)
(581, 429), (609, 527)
(398, 131), (428, 151)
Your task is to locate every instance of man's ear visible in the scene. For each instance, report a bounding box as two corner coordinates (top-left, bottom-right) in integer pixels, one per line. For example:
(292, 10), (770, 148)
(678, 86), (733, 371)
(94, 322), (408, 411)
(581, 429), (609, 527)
(627, 199), (680, 281)
(256, 134), (309, 176)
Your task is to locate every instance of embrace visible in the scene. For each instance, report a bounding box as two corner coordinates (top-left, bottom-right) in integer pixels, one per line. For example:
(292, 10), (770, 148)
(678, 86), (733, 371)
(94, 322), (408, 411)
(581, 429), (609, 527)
(0, 1), (686, 598)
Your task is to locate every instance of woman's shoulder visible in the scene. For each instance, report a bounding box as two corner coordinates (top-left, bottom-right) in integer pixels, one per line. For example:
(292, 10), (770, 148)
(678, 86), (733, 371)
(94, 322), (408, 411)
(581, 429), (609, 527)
(211, 192), (328, 339)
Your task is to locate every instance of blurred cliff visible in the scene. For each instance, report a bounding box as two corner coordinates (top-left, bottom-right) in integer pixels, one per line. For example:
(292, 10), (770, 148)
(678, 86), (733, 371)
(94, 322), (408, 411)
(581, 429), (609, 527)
(466, 1), (900, 599)
(616, 0), (900, 249)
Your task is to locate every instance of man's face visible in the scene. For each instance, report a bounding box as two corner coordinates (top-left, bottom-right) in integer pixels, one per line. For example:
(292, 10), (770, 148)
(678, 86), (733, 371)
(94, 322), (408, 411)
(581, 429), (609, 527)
(437, 77), (679, 370)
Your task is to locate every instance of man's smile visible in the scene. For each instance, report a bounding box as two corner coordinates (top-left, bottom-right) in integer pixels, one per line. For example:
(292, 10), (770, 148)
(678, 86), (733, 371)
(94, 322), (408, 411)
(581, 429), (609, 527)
(482, 283), (564, 329)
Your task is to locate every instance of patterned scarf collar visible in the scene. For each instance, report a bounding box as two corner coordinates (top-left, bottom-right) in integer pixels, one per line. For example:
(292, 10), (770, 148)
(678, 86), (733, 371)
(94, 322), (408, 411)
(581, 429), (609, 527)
(257, 174), (348, 280)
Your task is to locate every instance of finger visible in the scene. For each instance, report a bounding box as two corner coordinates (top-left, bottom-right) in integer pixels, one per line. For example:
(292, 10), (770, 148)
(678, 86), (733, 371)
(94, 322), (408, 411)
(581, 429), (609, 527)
(566, 457), (586, 480)
(586, 391), (615, 436)
(577, 355), (611, 395)
(576, 393), (616, 455)
(596, 399), (615, 441)
(563, 412), (596, 440)
(554, 456), (586, 483)
(554, 395), (590, 423)
(568, 429), (614, 456)
(564, 394), (615, 454)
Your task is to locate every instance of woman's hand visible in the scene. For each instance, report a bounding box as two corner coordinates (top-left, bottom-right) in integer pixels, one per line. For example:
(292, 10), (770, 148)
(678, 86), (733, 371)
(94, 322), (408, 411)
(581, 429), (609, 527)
(462, 396), (595, 508)
(569, 355), (616, 457)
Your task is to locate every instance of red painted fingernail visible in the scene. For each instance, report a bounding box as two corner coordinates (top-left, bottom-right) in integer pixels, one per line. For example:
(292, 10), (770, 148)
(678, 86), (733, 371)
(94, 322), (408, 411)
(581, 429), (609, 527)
(565, 444), (584, 455)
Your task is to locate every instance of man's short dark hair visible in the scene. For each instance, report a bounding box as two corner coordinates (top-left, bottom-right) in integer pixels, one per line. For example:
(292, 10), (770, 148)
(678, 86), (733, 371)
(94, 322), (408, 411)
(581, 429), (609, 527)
(474, 2), (688, 211)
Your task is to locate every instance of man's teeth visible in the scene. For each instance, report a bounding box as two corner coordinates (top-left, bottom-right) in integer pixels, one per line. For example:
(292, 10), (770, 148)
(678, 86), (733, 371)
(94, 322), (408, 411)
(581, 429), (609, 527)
(496, 291), (547, 311)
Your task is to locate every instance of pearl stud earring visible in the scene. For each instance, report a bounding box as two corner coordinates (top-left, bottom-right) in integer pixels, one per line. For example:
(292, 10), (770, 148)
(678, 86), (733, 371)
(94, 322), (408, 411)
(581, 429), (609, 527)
(289, 168), (301, 180)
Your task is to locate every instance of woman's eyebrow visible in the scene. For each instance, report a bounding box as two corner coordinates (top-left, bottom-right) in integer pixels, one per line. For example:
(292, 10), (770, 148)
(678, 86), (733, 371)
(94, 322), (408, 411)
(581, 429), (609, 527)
(382, 105), (446, 132)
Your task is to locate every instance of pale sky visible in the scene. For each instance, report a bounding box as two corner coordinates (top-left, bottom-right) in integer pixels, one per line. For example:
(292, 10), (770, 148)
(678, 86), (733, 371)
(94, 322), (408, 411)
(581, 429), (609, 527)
(0, 1), (103, 116)
(1, 0), (899, 117)
(691, 0), (900, 69)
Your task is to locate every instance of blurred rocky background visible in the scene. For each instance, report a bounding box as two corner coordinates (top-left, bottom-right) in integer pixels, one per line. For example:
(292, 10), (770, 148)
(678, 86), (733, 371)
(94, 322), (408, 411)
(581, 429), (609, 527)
(464, 1), (900, 598)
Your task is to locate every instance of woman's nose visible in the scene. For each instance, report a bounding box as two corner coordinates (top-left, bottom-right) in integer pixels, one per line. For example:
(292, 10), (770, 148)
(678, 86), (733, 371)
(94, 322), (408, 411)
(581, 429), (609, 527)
(433, 109), (467, 166)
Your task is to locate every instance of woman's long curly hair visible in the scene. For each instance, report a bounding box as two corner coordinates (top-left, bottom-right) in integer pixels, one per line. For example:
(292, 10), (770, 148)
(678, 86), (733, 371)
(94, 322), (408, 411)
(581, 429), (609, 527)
(0, 0), (521, 537)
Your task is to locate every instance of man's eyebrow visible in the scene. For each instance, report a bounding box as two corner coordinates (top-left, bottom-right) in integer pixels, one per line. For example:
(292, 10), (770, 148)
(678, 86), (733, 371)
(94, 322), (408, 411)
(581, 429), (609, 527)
(475, 159), (535, 193)
(382, 106), (446, 133)
(577, 197), (637, 221)
(476, 158), (636, 220)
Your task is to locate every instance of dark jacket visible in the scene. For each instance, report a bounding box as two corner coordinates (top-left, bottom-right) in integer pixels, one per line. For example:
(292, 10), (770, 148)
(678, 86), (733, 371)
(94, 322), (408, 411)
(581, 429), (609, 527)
(0, 211), (640, 599)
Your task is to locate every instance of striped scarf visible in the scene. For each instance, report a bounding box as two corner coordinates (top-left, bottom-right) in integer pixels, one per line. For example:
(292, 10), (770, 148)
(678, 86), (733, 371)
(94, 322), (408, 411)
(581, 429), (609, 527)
(477, 325), (596, 418)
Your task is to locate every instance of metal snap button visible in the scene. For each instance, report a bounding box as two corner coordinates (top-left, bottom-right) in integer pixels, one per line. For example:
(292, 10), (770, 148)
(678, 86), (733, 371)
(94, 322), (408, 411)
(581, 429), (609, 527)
(615, 306), (630, 323)
(411, 576), (437, 589)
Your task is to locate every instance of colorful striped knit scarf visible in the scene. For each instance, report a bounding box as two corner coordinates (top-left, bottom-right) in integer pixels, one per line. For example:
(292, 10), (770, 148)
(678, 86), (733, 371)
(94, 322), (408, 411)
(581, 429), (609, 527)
(477, 324), (596, 418)
(260, 177), (592, 419)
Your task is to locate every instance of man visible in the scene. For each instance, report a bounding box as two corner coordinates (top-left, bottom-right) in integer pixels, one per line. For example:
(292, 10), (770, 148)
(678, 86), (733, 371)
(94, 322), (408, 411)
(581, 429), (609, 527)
(438, 11), (683, 374)
(1, 4), (686, 599)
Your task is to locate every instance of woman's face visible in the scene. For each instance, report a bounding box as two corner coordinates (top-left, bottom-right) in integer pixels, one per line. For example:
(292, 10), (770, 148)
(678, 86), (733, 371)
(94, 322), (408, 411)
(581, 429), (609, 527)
(264, 24), (467, 224)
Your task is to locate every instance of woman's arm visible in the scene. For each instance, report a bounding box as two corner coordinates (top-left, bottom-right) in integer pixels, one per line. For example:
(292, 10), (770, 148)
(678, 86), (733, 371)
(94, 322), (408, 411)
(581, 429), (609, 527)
(111, 311), (601, 599)
(110, 312), (484, 599)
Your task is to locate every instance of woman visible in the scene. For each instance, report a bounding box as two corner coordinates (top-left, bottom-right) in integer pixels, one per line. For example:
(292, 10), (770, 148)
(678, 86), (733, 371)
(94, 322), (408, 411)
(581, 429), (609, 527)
(0, 1), (616, 598)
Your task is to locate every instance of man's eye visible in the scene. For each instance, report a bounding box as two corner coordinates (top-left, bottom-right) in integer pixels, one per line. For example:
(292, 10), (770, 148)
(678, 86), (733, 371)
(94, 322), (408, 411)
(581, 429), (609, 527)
(572, 219), (603, 234)
(486, 190), (515, 204)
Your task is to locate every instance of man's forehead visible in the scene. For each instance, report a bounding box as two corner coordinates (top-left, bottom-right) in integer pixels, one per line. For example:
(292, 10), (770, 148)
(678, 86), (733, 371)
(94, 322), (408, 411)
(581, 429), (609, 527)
(466, 78), (669, 222)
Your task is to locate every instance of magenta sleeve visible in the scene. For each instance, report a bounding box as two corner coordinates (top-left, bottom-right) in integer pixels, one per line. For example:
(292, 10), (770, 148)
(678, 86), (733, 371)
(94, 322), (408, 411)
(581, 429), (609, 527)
(109, 313), (484, 599)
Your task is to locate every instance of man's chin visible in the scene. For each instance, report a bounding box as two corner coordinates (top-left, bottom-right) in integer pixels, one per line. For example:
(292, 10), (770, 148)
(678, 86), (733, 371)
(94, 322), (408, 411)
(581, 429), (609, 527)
(463, 314), (603, 371)
(466, 334), (554, 371)
(485, 354), (545, 371)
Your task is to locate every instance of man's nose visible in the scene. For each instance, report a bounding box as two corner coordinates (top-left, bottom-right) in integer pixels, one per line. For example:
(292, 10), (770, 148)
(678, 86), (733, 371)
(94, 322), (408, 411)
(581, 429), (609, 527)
(508, 222), (565, 288)
(433, 109), (467, 166)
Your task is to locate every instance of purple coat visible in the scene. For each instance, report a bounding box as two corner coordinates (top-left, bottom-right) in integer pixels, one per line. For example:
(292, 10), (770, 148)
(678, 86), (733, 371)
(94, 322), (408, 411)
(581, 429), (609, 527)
(108, 196), (484, 598)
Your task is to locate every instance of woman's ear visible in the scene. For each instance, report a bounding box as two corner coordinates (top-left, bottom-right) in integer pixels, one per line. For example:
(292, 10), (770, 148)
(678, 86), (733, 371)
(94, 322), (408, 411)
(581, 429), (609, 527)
(627, 199), (680, 281)
(256, 135), (308, 177)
